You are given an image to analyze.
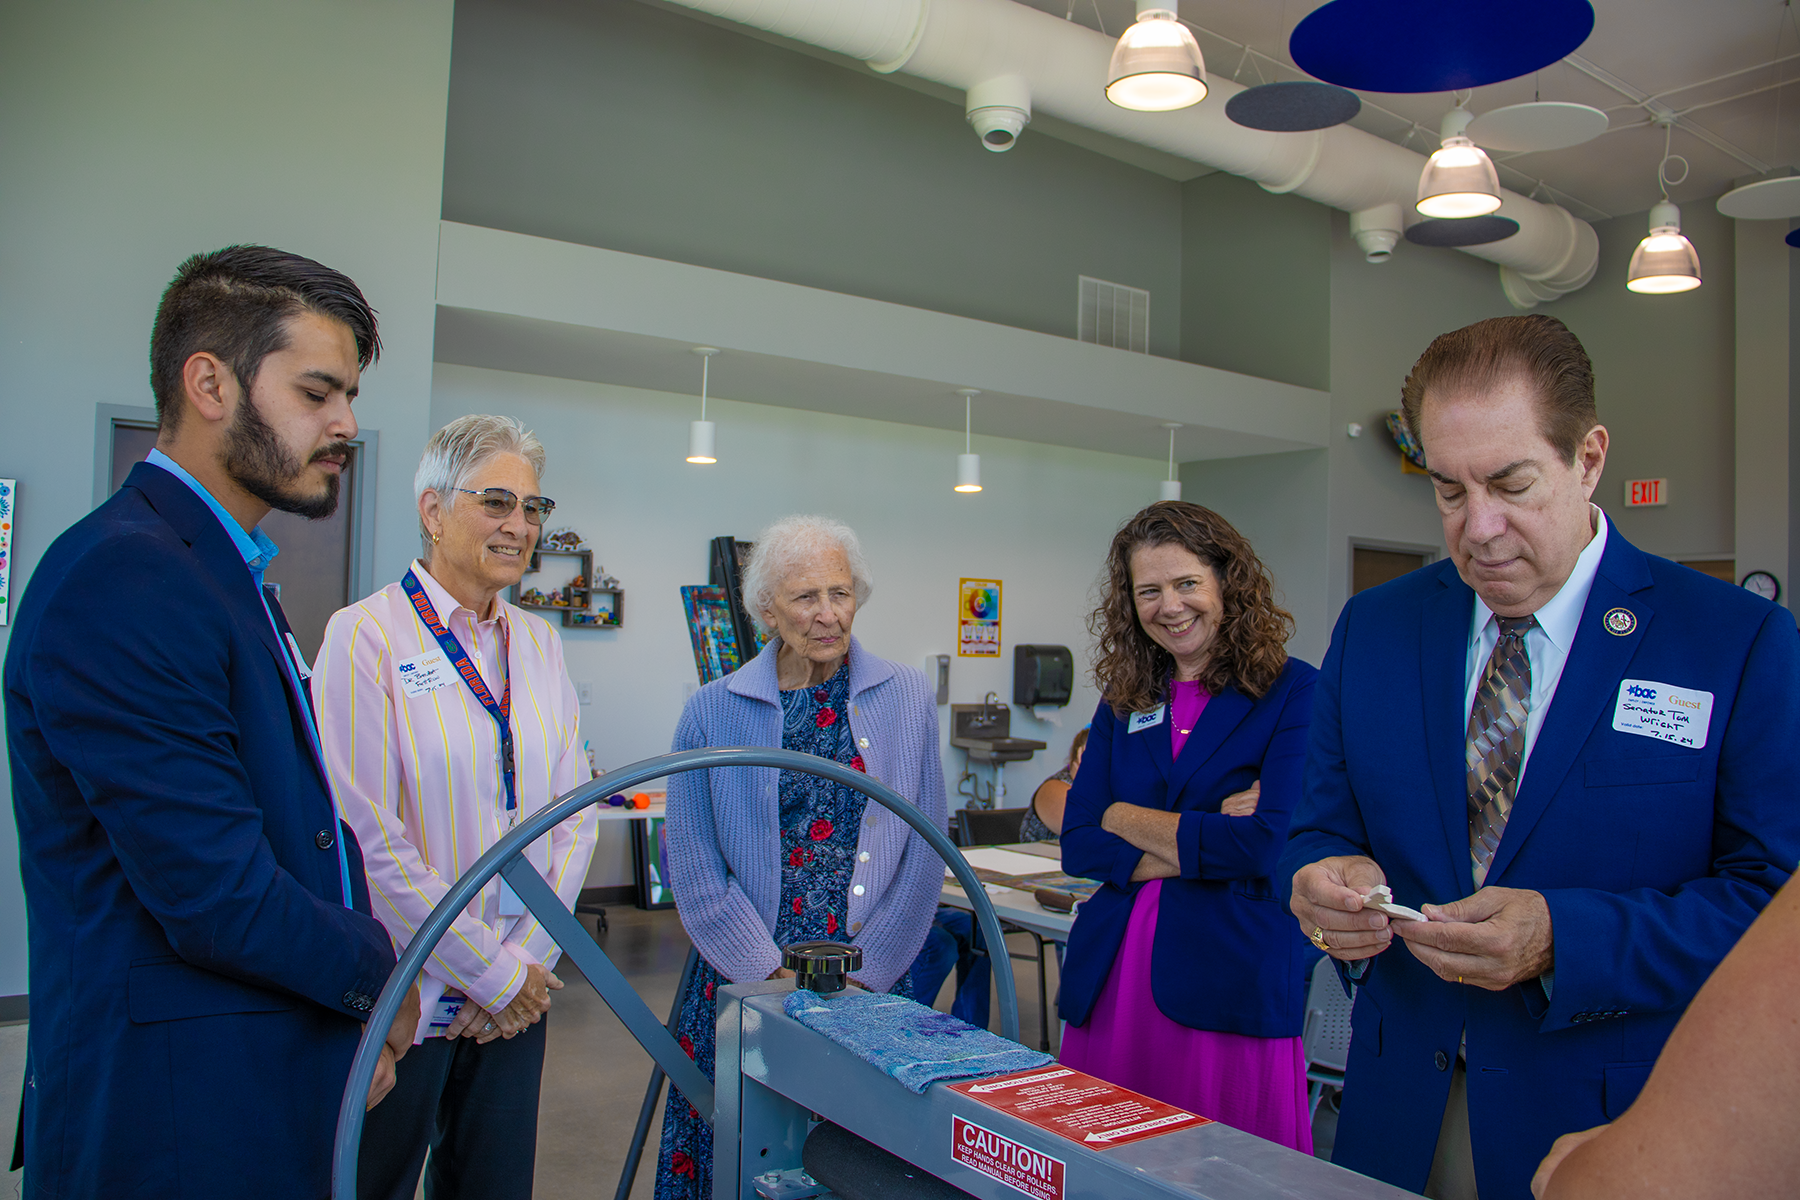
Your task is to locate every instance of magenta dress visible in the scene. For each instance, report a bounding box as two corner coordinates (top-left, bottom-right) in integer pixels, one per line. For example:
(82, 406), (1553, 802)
(1059, 681), (1313, 1154)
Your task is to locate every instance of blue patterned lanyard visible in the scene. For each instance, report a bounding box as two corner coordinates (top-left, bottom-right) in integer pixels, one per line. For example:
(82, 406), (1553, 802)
(402, 569), (517, 820)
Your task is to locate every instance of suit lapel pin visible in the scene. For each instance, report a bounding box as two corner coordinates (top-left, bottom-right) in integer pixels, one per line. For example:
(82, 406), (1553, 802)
(1603, 607), (1637, 636)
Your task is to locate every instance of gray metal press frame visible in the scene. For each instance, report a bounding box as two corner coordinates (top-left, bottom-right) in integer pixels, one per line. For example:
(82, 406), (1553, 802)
(332, 746), (1021, 1199)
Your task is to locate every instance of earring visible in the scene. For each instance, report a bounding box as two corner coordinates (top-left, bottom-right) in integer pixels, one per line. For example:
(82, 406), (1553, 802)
(430, 531), (441, 544)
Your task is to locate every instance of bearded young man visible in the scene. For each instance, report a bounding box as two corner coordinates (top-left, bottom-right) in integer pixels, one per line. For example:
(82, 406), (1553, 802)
(3, 246), (419, 1198)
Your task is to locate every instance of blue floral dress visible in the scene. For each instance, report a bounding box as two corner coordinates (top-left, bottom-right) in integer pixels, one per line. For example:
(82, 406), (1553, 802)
(654, 657), (913, 1200)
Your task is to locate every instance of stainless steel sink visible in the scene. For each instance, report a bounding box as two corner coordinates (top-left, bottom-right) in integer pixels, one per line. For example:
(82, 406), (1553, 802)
(950, 702), (1046, 763)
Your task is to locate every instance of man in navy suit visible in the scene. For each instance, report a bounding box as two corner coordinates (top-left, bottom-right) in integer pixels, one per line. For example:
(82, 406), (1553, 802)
(5, 246), (419, 1197)
(1280, 315), (1800, 1200)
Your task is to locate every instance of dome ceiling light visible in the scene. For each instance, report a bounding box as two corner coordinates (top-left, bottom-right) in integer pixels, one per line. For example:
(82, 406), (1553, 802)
(1417, 108), (1503, 219)
(1289, 0), (1595, 94)
(1627, 123), (1702, 295)
(1106, 3), (1208, 112)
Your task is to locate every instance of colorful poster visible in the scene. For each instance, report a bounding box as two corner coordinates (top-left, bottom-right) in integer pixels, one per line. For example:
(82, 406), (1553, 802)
(0, 479), (13, 627)
(958, 577), (1001, 657)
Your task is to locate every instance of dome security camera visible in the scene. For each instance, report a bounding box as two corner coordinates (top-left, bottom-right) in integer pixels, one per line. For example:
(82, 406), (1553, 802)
(965, 75), (1032, 153)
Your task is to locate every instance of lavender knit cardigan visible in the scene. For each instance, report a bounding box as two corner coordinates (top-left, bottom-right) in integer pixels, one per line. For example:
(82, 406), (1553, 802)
(666, 636), (948, 992)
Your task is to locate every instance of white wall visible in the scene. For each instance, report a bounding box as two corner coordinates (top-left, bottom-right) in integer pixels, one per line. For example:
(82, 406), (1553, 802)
(0, 0), (455, 997)
(431, 364), (1165, 885)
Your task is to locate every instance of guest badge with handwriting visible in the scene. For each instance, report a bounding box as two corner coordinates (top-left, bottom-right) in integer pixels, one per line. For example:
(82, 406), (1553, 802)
(1612, 678), (1713, 749)
(396, 648), (455, 698)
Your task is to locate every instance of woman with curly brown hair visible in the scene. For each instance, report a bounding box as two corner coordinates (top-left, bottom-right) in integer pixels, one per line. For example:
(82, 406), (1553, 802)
(1058, 501), (1319, 1152)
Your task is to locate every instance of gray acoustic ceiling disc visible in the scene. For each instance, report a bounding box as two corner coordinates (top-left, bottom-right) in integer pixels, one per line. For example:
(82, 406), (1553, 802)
(1465, 101), (1608, 152)
(1717, 176), (1800, 220)
(1224, 81), (1362, 132)
(1405, 215), (1522, 247)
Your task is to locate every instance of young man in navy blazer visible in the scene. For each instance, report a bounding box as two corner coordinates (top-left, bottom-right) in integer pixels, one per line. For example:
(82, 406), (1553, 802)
(1280, 315), (1800, 1200)
(4, 247), (420, 1197)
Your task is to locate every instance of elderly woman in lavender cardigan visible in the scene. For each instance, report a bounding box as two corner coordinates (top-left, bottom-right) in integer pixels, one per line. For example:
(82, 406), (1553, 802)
(654, 514), (947, 1200)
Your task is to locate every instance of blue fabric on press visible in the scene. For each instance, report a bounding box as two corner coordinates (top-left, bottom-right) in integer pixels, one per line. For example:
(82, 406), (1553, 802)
(782, 989), (1053, 1094)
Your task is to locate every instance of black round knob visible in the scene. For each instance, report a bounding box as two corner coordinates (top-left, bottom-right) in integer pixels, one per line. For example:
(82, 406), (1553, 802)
(783, 940), (862, 995)
(315, 829), (335, 850)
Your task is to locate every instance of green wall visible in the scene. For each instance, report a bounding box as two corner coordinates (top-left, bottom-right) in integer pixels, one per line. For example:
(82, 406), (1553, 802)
(442, 0), (1187, 357)
(1179, 172), (1333, 392)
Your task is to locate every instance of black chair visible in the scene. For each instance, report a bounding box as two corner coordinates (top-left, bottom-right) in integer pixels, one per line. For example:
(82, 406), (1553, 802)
(952, 806), (1052, 1050)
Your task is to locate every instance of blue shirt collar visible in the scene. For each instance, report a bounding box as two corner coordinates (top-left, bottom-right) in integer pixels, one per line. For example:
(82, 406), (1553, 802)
(145, 447), (280, 580)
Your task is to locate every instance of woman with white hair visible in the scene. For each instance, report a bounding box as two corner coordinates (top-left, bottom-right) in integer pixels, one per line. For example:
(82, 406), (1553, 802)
(314, 414), (598, 1200)
(654, 514), (946, 1200)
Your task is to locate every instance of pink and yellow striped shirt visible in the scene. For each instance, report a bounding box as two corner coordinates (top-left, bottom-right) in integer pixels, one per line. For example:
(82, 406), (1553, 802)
(314, 560), (596, 1031)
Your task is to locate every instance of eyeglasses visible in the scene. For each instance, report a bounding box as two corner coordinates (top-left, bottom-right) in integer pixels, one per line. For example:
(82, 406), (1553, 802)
(452, 488), (556, 525)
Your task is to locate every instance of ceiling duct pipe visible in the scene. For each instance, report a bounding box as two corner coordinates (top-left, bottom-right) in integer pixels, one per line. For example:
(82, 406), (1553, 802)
(663, 0), (1597, 306)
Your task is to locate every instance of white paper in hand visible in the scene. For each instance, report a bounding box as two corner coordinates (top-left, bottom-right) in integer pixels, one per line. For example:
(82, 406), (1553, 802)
(1361, 885), (1427, 922)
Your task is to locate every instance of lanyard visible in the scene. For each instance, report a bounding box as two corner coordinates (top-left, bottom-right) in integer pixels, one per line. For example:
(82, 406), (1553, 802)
(402, 569), (518, 821)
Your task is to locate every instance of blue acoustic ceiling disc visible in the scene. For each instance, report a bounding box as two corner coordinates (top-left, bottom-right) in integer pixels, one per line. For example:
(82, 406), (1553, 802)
(1787, 226), (1800, 249)
(1405, 215), (1521, 247)
(1291, 0), (1595, 94)
(1225, 81), (1362, 131)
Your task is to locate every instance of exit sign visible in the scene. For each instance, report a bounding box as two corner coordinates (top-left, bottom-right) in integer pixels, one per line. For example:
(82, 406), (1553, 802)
(1626, 478), (1669, 507)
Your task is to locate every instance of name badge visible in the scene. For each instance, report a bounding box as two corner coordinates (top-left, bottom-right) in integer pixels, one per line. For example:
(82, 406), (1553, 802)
(1612, 678), (1713, 749)
(1127, 705), (1166, 734)
(284, 631), (313, 681)
(428, 993), (467, 1030)
(396, 648), (454, 698)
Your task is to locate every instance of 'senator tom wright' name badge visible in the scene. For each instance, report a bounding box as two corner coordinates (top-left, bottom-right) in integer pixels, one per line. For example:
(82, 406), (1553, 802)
(1612, 678), (1713, 749)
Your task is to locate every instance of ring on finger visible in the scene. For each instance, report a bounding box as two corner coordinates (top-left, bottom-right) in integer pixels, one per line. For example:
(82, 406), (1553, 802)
(1309, 925), (1330, 951)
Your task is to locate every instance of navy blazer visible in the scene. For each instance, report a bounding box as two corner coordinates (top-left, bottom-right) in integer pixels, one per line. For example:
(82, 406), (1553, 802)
(1278, 529), (1800, 1200)
(4, 462), (395, 1198)
(1059, 657), (1319, 1038)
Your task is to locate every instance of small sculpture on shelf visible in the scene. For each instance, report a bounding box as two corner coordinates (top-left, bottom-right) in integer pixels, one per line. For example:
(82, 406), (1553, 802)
(598, 571), (622, 591)
(540, 527), (585, 552)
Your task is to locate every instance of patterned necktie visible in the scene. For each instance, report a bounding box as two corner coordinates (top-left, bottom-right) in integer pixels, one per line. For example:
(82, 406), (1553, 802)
(1467, 614), (1536, 887)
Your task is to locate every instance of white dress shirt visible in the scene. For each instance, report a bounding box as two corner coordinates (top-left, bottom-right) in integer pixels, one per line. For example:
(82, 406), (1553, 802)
(1462, 505), (1610, 793)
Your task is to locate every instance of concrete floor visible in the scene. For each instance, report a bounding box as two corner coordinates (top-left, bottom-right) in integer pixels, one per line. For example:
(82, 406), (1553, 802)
(0, 907), (1335, 1198)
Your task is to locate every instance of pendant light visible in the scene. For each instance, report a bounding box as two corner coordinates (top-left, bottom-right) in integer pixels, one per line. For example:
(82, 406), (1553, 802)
(1416, 107), (1502, 219)
(686, 347), (719, 463)
(1106, 3), (1208, 113)
(1160, 423), (1183, 501)
(954, 389), (982, 493)
(1627, 124), (1702, 295)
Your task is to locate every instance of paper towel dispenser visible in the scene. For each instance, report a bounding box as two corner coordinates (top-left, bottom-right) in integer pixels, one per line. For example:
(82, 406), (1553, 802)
(1013, 644), (1074, 707)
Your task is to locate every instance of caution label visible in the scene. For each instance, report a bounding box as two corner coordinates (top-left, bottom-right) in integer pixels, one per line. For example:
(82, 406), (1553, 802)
(951, 1115), (1065, 1200)
(949, 1067), (1208, 1149)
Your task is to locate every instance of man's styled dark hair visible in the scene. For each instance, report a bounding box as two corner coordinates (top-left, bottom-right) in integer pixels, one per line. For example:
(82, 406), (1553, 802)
(149, 245), (381, 432)
(1400, 313), (1597, 464)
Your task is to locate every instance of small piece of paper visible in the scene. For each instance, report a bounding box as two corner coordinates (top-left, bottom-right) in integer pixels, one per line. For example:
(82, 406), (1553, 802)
(1362, 885), (1427, 922)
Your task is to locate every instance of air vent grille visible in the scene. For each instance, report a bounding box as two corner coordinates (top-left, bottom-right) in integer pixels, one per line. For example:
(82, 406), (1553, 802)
(1077, 276), (1150, 354)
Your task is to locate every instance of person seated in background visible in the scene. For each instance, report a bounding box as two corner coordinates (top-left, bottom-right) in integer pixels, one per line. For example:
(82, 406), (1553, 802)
(1020, 727), (1087, 843)
(1529, 872), (1800, 1198)
(1059, 501), (1317, 1153)
(659, 514), (945, 1200)
(912, 729), (1088, 1026)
